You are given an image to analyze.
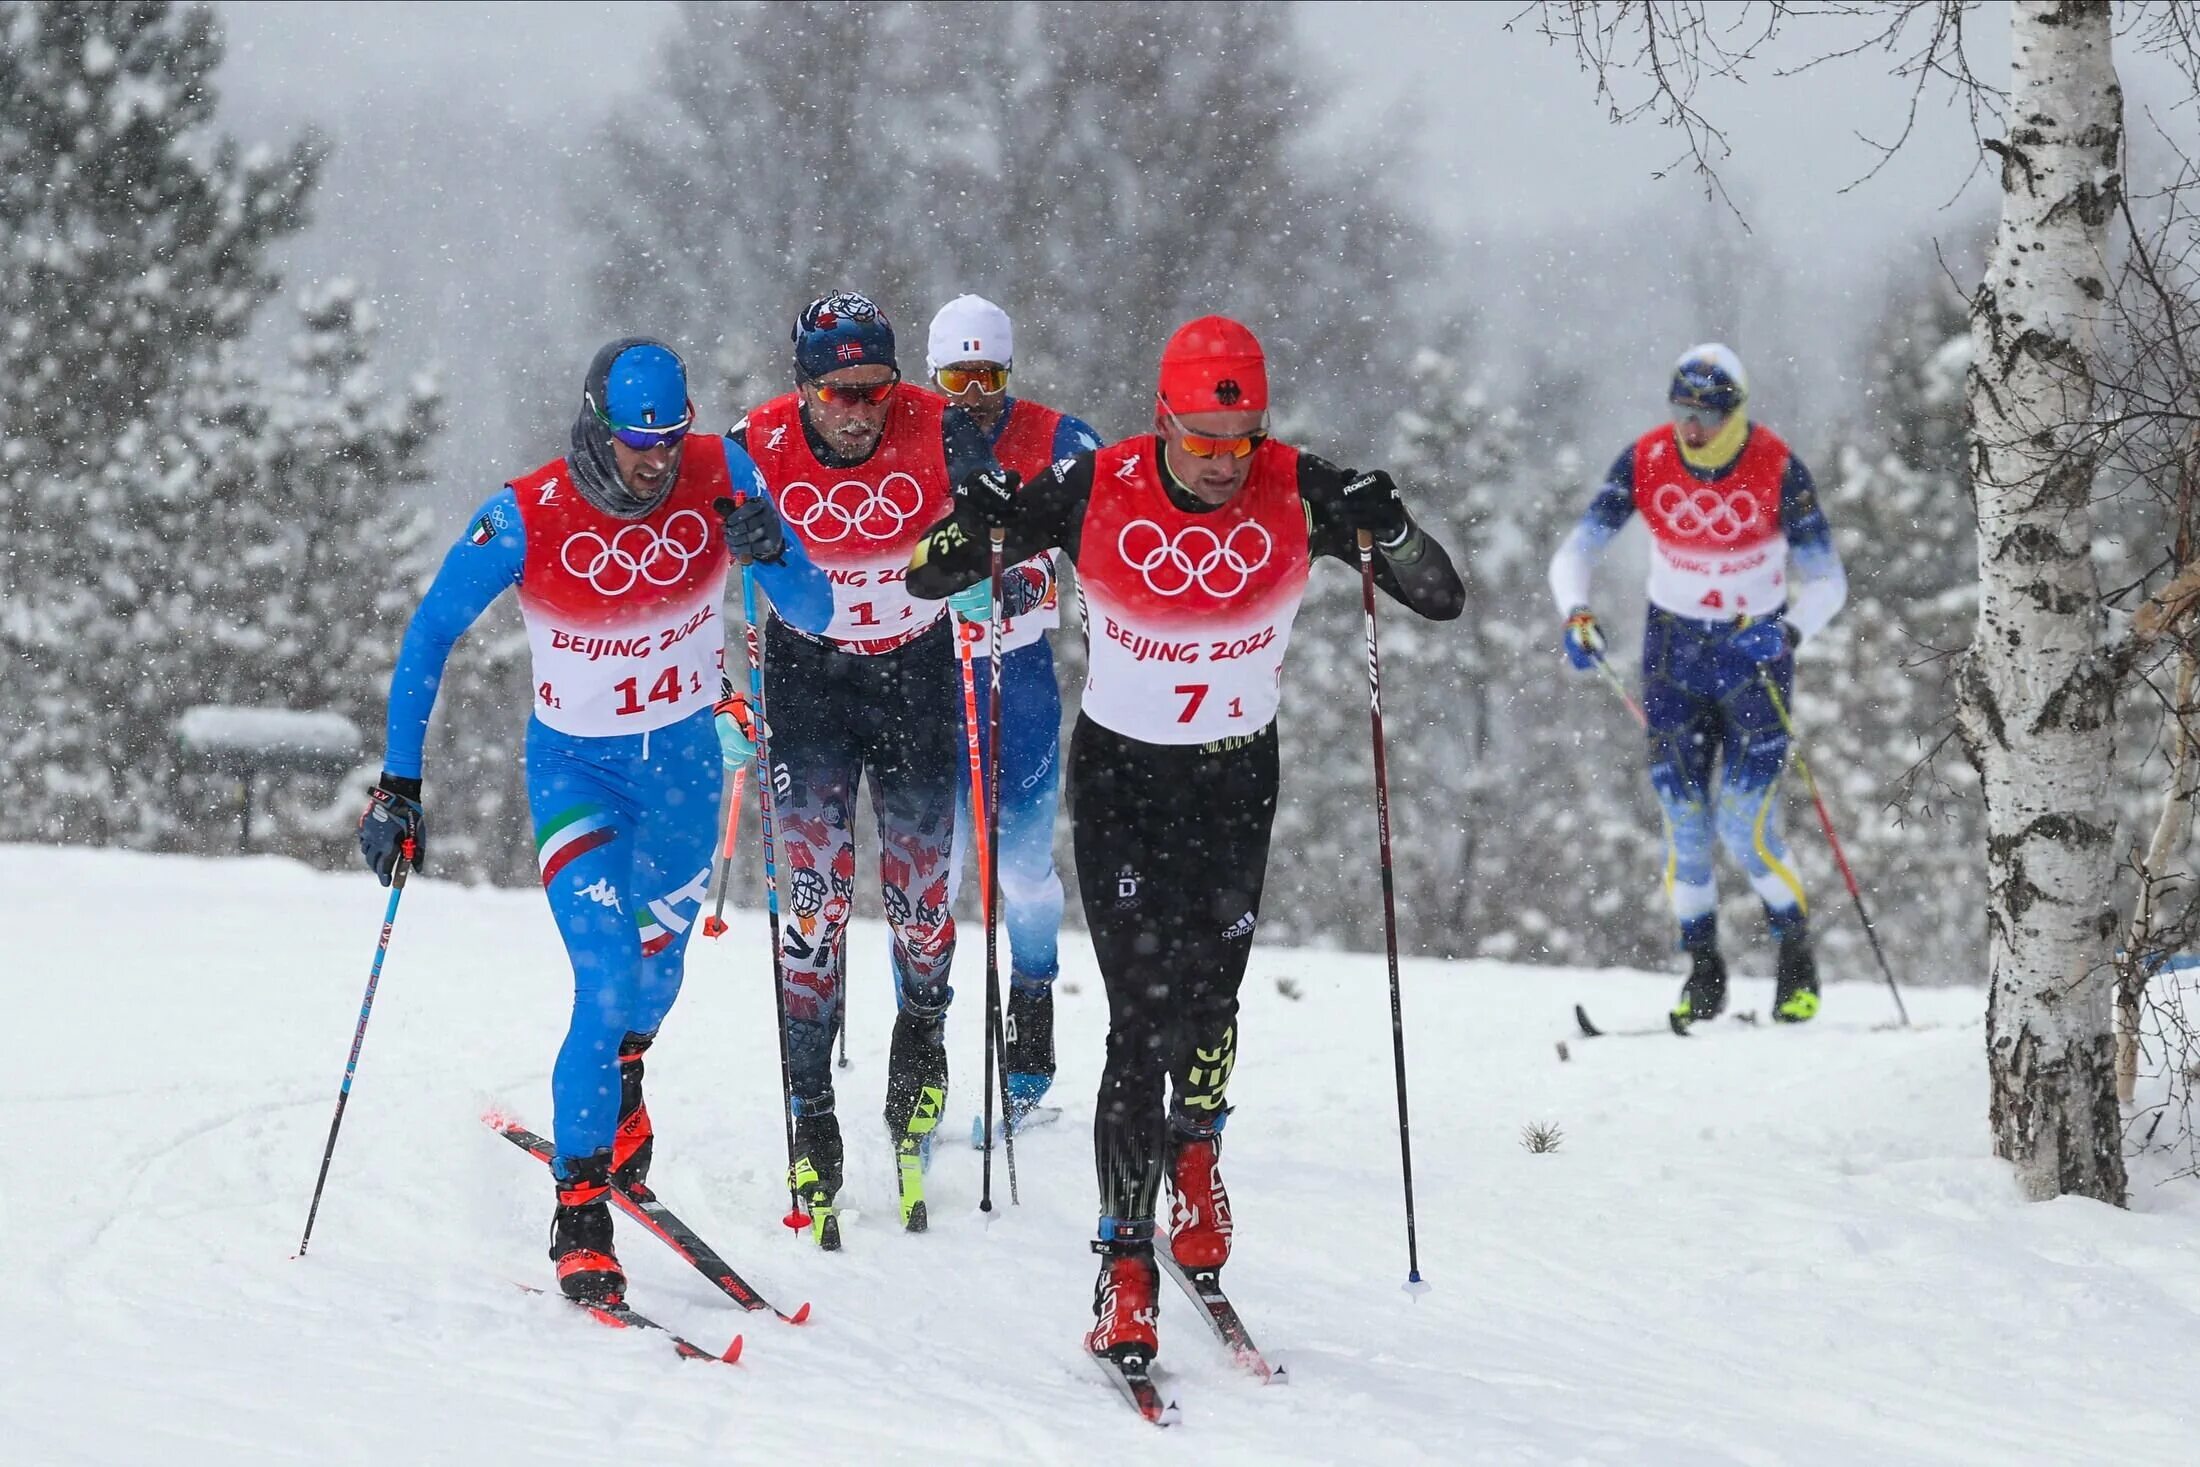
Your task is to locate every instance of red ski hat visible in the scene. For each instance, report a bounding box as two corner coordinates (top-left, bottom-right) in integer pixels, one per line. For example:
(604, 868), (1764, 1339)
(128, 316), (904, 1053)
(1157, 315), (1268, 415)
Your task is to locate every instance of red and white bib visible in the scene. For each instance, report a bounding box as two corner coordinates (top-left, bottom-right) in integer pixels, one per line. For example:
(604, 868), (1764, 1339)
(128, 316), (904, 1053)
(987, 397), (1070, 654)
(512, 436), (733, 737)
(1632, 423), (1792, 618)
(1076, 437), (1310, 745)
(745, 387), (952, 652)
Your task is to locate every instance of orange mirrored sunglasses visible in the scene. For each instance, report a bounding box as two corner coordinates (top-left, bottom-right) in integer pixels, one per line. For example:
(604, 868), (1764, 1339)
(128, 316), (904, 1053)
(807, 375), (899, 405)
(935, 365), (1009, 396)
(1162, 403), (1267, 460)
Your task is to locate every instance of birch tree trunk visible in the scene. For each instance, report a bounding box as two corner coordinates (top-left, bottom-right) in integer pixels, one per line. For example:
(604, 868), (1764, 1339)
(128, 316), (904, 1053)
(1957, 0), (2128, 1205)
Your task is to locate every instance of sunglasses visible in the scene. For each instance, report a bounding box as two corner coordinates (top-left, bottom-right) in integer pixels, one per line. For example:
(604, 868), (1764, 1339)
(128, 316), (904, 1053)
(806, 374), (899, 406)
(1162, 403), (1267, 460)
(1671, 401), (1733, 431)
(935, 365), (1009, 396)
(590, 394), (693, 451)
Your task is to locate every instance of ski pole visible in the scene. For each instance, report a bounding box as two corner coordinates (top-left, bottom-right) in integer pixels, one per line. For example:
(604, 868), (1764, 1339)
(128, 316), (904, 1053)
(740, 565), (810, 1226)
(980, 531), (1019, 1209)
(1357, 531), (1426, 1294)
(297, 840), (412, 1258)
(956, 620), (995, 932)
(1592, 652), (1647, 729)
(1758, 669), (1911, 1027)
(701, 679), (748, 939)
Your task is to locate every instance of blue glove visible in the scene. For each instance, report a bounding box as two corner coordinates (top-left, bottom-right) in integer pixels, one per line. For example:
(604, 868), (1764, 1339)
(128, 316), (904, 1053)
(714, 692), (765, 770)
(1731, 617), (1797, 665)
(949, 581), (995, 623)
(1562, 607), (1606, 671)
(358, 775), (425, 886)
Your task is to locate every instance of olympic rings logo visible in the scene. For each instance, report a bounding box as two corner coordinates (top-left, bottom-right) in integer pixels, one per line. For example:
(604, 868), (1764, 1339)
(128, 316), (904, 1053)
(1651, 483), (1761, 544)
(779, 472), (927, 544)
(1117, 518), (1273, 597)
(559, 510), (715, 595)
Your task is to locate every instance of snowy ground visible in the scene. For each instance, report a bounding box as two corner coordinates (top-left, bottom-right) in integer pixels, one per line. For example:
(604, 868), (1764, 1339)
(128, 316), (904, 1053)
(6, 844), (2196, 1465)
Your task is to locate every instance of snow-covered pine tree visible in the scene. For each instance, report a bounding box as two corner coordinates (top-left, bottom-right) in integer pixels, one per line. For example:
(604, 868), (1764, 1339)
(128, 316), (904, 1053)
(1957, 0), (2127, 1204)
(0, 0), (320, 846)
(1802, 266), (1983, 986)
(175, 283), (443, 861)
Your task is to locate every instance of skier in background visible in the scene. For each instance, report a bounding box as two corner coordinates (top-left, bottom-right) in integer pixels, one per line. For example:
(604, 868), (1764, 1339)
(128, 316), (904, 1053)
(922, 294), (1103, 1138)
(908, 315), (1464, 1371)
(719, 292), (988, 1246)
(1548, 344), (1848, 1028)
(357, 339), (829, 1303)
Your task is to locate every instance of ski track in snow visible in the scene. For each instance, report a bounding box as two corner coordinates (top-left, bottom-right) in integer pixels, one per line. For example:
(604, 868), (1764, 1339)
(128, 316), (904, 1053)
(5, 845), (2196, 1465)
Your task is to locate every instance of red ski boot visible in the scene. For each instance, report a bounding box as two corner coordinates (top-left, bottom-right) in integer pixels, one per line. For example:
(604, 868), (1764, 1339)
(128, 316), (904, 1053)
(1084, 1242), (1161, 1363)
(609, 1034), (654, 1193)
(549, 1155), (624, 1305)
(1166, 1131), (1234, 1270)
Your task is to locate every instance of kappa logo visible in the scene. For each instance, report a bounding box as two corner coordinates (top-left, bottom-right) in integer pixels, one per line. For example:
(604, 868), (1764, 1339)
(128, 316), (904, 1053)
(537, 478), (563, 506)
(1221, 911), (1256, 940)
(1114, 453), (1142, 483)
(578, 876), (623, 913)
(766, 423), (789, 452)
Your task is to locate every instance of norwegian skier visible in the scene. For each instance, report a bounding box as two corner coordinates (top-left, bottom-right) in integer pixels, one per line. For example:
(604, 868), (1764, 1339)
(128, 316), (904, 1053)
(357, 339), (830, 1304)
(1548, 344), (1848, 1028)
(922, 294), (1104, 1136)
(717, 292), (992, 1246)
(906, 316), (1464, 1370)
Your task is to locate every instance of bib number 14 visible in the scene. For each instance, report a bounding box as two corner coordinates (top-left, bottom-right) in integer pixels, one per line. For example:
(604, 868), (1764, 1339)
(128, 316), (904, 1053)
(614, 666), (701, 716)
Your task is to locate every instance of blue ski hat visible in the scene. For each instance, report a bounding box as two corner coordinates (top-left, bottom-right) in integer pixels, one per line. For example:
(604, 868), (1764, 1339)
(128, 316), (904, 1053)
(590, 339), (692, 432)
(793, 291), (896, 380)
(1669, 343), (1748, 416)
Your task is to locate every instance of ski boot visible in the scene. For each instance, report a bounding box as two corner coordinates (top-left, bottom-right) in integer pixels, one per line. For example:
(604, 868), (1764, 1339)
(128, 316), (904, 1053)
(1085, 1229), (1162, 1365)
(1165, 1124), (1234, 1271)
(790, 1105), (844, 1251)
(1004, 978), (1057, 1127)
(884, 1006), (948, 1233)
(548, 1152), (624, 1305)
(609, 1032), (654, 1194)
(1774, 930), (1821, 1023)
(1670, 944), (1729, 1032)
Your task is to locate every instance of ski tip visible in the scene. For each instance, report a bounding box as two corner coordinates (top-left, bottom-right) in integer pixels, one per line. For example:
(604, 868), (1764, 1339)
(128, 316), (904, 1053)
(480, 1105), (512, 1130)
(721, 1334), (744, 1364)
(783, 1301), (813, 1325)
(1668, 1012), (1692, 1037)
(1572, 1004), (1603, 1037)
(1153, 1399), (1183, 1428)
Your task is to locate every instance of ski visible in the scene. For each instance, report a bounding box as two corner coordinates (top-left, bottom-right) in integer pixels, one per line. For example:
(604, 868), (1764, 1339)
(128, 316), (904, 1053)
(486, 1112), (813, 1325)
(1089, 1349), (1180, 1426)
(1573, 1003), (1759, 1039)
(969, 1104), (1063, 1149)
(520, 1284), (743, 1366)
(1158, 1242), (1284, 1382)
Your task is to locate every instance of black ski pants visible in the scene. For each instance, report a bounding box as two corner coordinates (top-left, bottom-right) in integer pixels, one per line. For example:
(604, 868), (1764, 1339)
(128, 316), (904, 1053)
(1068, 714), (1278, 1228)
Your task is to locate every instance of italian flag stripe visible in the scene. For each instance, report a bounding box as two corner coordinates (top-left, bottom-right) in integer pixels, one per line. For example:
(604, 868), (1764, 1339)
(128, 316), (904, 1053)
(538, 806), (616, 886)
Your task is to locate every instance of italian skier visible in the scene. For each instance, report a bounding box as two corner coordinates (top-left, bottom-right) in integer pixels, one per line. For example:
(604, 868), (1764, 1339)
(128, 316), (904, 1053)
(357, 339), (830, 1303)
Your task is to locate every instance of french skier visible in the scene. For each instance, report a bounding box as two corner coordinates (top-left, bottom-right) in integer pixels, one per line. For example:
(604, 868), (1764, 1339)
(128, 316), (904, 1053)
(922, 294), (1103, 1136)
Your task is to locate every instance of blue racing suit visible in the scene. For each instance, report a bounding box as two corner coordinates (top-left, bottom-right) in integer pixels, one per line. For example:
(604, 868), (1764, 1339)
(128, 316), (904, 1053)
(1548, 421), (1847, 952)
(945, 403), (1103, 991)
(381, 436), (829, 1169)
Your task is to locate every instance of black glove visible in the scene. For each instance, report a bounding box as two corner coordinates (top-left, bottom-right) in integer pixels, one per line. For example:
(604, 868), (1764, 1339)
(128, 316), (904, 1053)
(358, 774), (426, 887)
(1338, 469), (1410, 543)
(954, 467), (1023, 530)
(713, 494), (786, 565)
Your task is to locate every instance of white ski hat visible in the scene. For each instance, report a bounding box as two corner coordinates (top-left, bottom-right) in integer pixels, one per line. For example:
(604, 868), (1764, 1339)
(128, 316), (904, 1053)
(927, 295), (1014, 374)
